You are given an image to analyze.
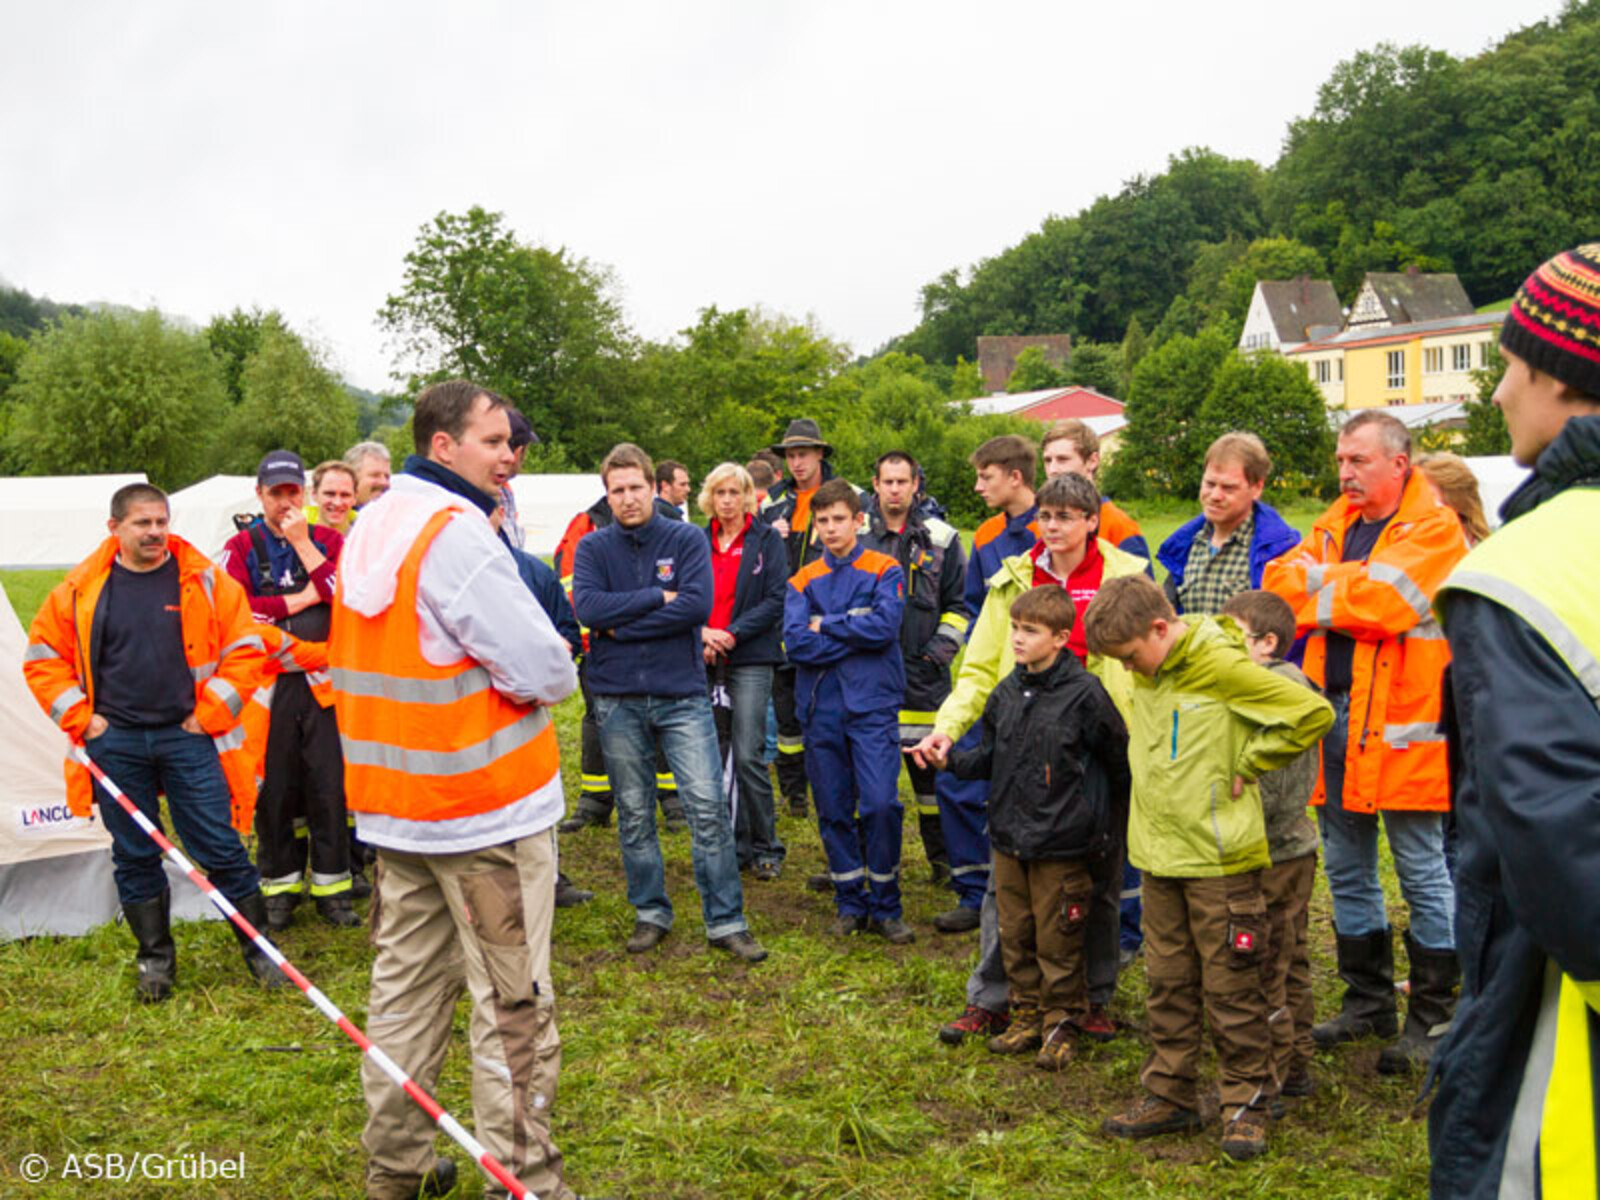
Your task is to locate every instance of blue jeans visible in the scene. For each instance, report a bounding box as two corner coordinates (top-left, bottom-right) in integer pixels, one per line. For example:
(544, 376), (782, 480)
(1319, 692), (1455, 950)
(719, 665), (783, 868)
(86, 722), (261, 907)
(594, 693), (748, 940)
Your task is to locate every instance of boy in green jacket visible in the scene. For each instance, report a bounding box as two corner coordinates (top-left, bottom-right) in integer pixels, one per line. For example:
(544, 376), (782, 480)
(1084, 574), (1333, 1162)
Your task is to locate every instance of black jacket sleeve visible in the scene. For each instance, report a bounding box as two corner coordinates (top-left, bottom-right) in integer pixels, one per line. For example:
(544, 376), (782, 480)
(1448, 592), (1600, 983)
(725, 525), (787, 645)
(947, 700), (998, 781)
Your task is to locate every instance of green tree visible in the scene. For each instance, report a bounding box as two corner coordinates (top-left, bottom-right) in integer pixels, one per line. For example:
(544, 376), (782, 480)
(1102, 325), (1234, 498)
(1193, 351), (1335, 495)
(1005, 345), (1068, 392)
(6, 309), (226, 487)
(206, 307), (285, 406)
(1461, 343), (1511, 456)
(1063, 341), (1123, 397)
(949, 356), (985, 401)
(378, 206), (637, 466)
(212, 324), (359, 473)
(0, 331), (29, 472)
(1119, 314), (1149, 394)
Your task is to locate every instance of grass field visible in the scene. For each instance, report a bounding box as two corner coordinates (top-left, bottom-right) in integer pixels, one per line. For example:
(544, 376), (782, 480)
(0, 499), (1434, 1199)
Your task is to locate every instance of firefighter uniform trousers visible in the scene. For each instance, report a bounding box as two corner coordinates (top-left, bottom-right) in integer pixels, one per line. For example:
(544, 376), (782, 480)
(256, 672), (350, 899)
(362, 833), (565, 1200)
(1140, 871), (1273, 1119)
(805, 671), (903, 921)
(935, 733), (991, 908)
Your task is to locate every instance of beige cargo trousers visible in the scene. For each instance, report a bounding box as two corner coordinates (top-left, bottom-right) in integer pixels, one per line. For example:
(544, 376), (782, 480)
(361, 830), (573, 1200)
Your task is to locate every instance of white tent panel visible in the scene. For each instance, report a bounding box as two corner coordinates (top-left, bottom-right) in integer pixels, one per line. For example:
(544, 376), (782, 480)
(0, 473), (147, 568)
(1462, 456), (1531, 529)
(167, 474), (261, 561)
(511, 474), (603, 557)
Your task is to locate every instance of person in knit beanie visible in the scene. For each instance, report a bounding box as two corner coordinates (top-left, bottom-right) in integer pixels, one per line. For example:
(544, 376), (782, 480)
(1425, 244), (1600, 1200)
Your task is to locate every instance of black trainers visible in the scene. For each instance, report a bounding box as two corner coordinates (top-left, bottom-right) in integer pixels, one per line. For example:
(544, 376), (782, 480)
(625, 921), (669, 954)
(933, 905), (980, 934)
(349, 867), (373, 899)
(264, 892), (299, 932)
(787, 794), (808, 818)
(870, 917), (916, 944)
(752, 861), (782, 881)
(557, 810), (609, 835)
(554, 873), (595, 908)
(413, 1157), (457, 1199)
(316, 894), (361, 928)
(709, 931), (769, 963)
(806, 872), (832, 893)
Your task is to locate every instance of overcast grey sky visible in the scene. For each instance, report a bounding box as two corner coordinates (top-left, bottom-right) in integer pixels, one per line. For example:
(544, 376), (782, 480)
(1, 1), (1565, 391)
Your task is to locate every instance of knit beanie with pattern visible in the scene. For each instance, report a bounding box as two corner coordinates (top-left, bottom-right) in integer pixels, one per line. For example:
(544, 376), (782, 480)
(1501, 243), (1600, 399)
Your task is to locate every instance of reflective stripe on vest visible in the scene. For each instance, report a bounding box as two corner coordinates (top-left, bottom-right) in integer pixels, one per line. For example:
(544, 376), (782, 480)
(1441, 486), (1600, 1195)
(328, 507), (560, 823)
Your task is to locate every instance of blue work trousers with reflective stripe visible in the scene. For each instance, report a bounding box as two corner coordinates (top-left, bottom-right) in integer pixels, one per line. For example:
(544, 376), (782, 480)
(935, 725), (991, 909)
(803, 672), (903, 921)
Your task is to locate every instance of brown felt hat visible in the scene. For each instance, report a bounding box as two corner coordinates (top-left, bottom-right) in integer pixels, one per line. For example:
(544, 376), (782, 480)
(769, 418), (833, 457)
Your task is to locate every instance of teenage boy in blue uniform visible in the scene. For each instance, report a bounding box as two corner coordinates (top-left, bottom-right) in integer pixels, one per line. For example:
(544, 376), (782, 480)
(784, 479), (911, 944)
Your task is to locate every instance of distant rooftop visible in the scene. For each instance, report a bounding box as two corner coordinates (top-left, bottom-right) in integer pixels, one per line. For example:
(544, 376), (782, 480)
(1290, 310), (1505, 354)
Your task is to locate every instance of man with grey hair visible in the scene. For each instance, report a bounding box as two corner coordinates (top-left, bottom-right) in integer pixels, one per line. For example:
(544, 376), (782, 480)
(1264, 409), (1468, 1074)
(344, 440), (392, 508)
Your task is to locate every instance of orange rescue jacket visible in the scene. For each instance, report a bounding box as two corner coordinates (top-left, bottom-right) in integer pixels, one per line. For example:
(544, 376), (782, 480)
(328, 508), (561, 823)
(1262, 470), (1467, 813)
(23, 536), (270, 831)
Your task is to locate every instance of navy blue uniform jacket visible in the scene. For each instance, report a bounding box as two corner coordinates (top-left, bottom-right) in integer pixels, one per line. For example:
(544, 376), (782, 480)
(783, 542), (905, 716)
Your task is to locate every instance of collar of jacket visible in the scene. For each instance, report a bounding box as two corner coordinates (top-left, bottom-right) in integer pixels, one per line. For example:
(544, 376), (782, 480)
(772, 460), (839, 502)
(821, 541), (866, 570)
(1313, 468), (1439, 543)
(403, 455), (497, 520)
(617, 511), (665, 545)
(1005, 504), (1039, 537)
(1154, 614), (1245, 682)
(1501, 412), (1600, 523)
(1016, 650), (1083, 691)
(868, 509), (925, 541)
(67, 534), (211, 590)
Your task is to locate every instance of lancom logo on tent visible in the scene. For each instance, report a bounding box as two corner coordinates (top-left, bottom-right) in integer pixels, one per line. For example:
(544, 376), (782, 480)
(18, 804), (79, 832)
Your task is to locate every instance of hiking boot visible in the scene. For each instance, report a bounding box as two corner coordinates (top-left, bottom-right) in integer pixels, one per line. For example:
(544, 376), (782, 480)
(987, 1006), (1042, 1055)
(264, 891), (299, 932)
(1076, 1004), (1118, 1043)
(350, 867), (373, 899)
(806, 872), (832, 893)
(1220, 1106), (1270, 1161)
(554, 872), (595, 908)
(1102, 1093), (1203, 1140)
(232, 892), (289, 990)
(1313, 925), (1398, 1048)
(557, 809), (609, 835)
(870, 917), (916, 945)
(752, 861), (782, 882)
(414, 1157), (457, 1198)
(709, 931), (769, 963)
(933, 905), (980, 934)
(939, 1004), (1009, 1046)
(625, 921), (669, 954)
(786, 794), (809, 818)
(1378, 929), (1459, 1075)
(1034, 1022), (1078, 1071)
(1279, 1064), (1316, 1098)
(316, 894), (361, 928)
(828, 914), (868, 937)
(124, 891), (175, 1004)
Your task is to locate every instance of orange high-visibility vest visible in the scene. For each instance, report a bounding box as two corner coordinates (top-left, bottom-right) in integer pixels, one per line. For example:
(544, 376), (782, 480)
(328, 508), (560, 823)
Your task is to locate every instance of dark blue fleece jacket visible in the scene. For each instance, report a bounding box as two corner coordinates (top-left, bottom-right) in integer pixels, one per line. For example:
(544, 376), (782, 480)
(572, 511), (713, 697)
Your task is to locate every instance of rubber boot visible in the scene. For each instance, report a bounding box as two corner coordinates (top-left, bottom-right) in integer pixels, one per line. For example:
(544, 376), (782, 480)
(1312, 925), (1399, 1048)
(231, 891), (289, 989)
(124, 891), (175, 1004)
(1377, 929), (1459, 1074)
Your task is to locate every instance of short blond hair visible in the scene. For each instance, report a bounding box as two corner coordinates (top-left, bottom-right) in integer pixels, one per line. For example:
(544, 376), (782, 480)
(698, 462), (758, 519)
(1205, 432), (1272, 486)
(1084, 575), (1176, 656)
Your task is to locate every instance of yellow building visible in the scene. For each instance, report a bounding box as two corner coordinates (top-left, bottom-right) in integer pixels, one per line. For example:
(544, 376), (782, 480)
(1288, 312), (1504, 409)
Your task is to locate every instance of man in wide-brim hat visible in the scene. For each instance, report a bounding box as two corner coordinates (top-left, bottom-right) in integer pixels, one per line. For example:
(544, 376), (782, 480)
(769, 418), (834, 458)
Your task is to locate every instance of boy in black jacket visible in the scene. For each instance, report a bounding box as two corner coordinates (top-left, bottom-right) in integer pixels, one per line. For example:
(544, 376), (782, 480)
(943, 586), (1131, 1070)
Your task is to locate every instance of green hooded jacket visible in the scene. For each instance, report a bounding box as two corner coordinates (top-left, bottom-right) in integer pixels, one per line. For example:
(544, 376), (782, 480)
(934, 538), (1146, 740)
(1123, 616), (1333, 878)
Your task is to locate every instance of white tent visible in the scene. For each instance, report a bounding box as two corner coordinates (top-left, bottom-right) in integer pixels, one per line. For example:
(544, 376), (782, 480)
(1463, 455), (1531, 529)
(168, 474), (260, 560)
(0, 473), (147, 568)
(0, 582), (217, 939)
(510, 473), (602, 556)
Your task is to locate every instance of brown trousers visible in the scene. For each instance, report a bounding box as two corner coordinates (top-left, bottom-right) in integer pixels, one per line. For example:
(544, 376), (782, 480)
(1260, 853), (1317, 1088)
(361, 831), (572, 1200)
(1140, 871), (1272, 1117)
(992, 851), (1095, 1029)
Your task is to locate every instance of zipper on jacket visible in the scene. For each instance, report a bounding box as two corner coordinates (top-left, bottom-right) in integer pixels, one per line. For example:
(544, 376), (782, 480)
(1171, 708), (1179, 759)
(1357, 643), (1380, 750)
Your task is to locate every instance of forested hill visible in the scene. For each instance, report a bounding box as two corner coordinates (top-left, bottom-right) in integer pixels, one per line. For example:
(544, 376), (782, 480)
(889, 1), (1600, 366)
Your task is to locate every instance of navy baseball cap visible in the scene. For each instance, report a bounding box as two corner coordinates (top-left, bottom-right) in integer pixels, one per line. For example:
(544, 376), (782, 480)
(256, 450), (306, 489)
